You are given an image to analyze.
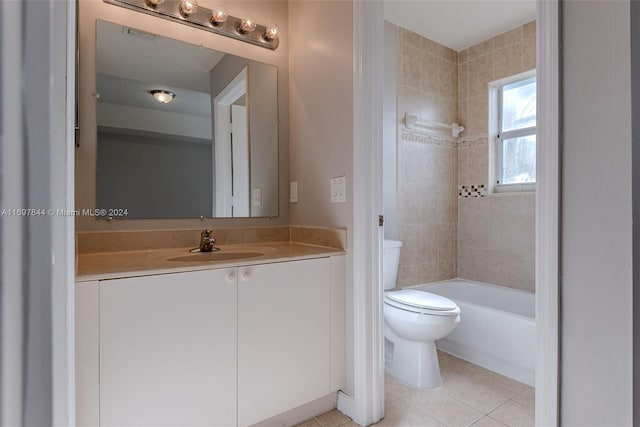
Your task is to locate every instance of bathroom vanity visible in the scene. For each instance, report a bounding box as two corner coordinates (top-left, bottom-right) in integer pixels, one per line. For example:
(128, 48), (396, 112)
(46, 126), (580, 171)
(75, 233), (346, 427)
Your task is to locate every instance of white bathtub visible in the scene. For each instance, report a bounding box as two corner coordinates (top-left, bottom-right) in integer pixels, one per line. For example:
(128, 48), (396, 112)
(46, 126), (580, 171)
(411, 279), (535, 386)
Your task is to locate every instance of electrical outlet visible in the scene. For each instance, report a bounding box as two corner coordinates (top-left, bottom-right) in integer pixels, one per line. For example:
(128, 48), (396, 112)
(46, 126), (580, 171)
(290, 181), (298, 203)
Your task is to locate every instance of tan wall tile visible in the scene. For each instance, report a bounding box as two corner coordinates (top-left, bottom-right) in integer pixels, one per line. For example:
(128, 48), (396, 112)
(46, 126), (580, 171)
(458, 48), (468, 64)
(458, 99), (469, 136)
(437, 186), (458, 223)
(468, 38), (494, 61)
(523, 36), (536, 71)
(439, 97), (457, 125)
(487, 194), (535, 252)
(436, 146), (458, 185)
(457, 145), (470, 184)
(468, 142), (489, 186)
(494, 26), (523, 50)
(439, 59), (458, 99)
(400, 27), (421, 48)
(458, 62), (468, 102)
(523, 20), (536, 40)
(493, 41), (524, 80)
(421, 36), (440, 56)
(468, 55), (493, 98)
(439, 44), (458, 62)
(421, 53), (439, 93)
(401, 43), (421, 89)
(467, 95), (489, 137)
(458, 197), (490, 249)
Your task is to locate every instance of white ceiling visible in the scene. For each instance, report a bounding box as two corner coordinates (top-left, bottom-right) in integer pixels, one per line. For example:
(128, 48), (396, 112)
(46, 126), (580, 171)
(96, 20), (225, 118)
(384, 0), (536, 51)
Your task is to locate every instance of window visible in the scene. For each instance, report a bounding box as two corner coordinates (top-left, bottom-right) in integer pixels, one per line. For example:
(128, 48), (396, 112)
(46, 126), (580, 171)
(496, 74), (536, 191)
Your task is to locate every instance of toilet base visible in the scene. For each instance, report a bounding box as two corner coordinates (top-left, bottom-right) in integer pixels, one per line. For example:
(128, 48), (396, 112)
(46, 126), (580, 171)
(384, 326), (443, 389)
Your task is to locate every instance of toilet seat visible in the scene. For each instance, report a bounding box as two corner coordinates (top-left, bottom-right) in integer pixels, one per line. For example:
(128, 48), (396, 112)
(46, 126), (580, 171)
(384, 290), (459, 316)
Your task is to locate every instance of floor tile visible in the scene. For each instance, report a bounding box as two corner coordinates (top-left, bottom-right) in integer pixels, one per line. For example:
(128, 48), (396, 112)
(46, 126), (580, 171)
(512, 386), (535, 410)
(403, 388), (484, 427)
(489, 400), (535, 427)
(469, 370), (527, 396)
(315, 409), (352, 427)
(315, 352), (534, 427)
(384, 374), (414, 401)
(471, 416), (508, 426)
(376, 397), (444, 427)
(442, 374), (513, 413)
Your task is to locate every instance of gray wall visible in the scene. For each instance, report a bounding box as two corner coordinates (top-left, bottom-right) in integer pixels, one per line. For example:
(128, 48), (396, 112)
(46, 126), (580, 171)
(97, 130), (212, 218)
(562, 1), (633, 424)
(632, 0), (640, 423)
(210, 55), (279, 217)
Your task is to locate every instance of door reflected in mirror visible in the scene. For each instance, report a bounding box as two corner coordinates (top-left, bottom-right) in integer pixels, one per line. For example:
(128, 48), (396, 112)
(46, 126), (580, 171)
(95, 20), (278, 219)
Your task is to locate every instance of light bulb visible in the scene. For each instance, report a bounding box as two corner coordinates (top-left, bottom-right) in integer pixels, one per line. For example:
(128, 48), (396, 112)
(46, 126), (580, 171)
(145, 0), (164, 6)
(179, 0), (198, 16)
(210, 6), (228, 25)
(151, 90), (175, 104)
(263, 23), (279, 41)
(239, 16), (256, 33)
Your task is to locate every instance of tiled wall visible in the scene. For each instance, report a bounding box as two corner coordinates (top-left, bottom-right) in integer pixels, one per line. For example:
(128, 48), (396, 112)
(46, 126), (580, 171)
(457, 21), (537, 293)
(397, 28), (459, 287)
(395, 21), (537, 293)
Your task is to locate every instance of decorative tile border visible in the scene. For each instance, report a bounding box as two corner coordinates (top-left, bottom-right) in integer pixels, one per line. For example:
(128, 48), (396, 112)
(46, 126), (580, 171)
(458, 184), (487, 198)
(457, 137), (488, 148)
(401, 129), (458, 149)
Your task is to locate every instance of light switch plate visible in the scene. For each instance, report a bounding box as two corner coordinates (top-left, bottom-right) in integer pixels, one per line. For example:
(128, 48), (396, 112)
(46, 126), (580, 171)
(330, 176), (346, 203)
(290, 181), (298, 203)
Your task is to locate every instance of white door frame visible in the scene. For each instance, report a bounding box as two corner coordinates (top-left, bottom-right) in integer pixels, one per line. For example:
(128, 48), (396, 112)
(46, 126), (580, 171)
(535, 1), (560, 425)
(213, 67), (248, 217)
(346, 1), (560, 426)
(337, 0), (385, 425)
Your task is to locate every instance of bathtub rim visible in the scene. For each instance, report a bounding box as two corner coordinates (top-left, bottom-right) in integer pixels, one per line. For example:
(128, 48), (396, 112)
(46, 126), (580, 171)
(402, 278), (536, 321)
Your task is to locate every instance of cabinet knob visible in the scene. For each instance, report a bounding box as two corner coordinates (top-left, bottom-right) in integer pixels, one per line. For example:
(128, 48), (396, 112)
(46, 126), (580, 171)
(241, 271), (252, 282)
(225, 272), (236, 283)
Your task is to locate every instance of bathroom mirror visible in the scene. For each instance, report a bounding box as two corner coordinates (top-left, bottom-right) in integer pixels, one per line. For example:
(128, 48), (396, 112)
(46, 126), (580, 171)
(95, 20), (278, 219)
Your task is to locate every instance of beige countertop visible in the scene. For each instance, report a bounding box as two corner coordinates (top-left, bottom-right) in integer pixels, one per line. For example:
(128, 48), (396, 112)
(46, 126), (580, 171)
(76, 241), (345, 282)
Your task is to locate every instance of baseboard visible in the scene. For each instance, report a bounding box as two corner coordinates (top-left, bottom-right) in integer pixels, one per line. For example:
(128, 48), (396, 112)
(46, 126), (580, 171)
(250, 393), (338, 427)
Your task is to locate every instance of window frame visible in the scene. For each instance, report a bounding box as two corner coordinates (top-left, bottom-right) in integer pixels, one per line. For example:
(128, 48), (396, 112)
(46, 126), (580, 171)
(492, 71), (537, 193)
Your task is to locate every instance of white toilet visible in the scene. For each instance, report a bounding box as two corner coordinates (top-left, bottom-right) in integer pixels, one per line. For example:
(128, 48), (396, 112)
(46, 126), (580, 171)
(383, 239), (461, 389)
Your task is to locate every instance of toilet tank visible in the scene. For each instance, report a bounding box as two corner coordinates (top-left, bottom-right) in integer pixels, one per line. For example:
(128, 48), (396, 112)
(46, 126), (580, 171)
(383, 239), (403, 290)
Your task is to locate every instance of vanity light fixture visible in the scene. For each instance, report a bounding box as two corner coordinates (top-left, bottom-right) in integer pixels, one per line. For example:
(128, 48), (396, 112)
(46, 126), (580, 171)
(210, 6), (228, 25)
(179, 0), (197, 16)
(239, 16), (257, 33)
(151, 90), (175, 104)
(103, 0), (280, 50)
(263, 24), (279, 42)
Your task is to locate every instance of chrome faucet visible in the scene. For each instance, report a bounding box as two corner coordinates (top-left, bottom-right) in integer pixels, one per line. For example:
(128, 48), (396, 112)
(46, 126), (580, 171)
(190, 229), (218, 253)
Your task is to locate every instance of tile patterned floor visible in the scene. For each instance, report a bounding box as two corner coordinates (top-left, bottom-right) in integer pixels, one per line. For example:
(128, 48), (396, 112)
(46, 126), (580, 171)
(297, 351), (534, 427)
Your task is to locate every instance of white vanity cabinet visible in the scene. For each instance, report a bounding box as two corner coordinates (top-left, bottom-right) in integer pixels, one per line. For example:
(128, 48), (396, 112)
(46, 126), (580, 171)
(75, 255), (346, 427)
(99, 268), (238, 427)
(237, 259), (330, 426)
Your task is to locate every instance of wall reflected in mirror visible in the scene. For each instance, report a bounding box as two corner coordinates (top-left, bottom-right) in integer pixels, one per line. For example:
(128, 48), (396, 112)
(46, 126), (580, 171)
(95, 20), (279, 219)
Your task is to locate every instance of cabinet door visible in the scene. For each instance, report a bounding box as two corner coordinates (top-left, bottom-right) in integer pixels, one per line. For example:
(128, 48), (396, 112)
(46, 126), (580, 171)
(99, 268), (237, 427)
(75, 281), (99, 427)
(238, 258), (330, 426)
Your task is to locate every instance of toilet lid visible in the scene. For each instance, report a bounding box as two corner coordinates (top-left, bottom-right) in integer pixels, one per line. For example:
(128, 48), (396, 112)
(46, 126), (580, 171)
(385, 290), (458, 311)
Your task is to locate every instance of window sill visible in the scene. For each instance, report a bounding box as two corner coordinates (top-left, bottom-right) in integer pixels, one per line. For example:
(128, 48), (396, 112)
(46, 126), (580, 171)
(493, 183), (536, 194)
